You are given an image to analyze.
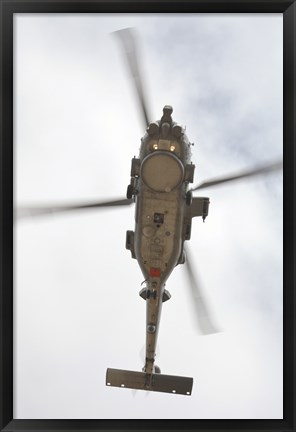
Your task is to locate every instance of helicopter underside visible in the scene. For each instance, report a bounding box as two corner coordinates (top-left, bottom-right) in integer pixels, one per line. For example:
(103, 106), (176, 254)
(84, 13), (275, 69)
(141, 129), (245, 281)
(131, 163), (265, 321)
(132, 178), (186, 374)
(134, 185), (185, 285)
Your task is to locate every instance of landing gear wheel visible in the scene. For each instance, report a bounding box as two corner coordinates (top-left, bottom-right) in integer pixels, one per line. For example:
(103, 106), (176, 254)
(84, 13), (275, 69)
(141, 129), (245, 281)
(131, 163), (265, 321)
(126, 184), (134, 199)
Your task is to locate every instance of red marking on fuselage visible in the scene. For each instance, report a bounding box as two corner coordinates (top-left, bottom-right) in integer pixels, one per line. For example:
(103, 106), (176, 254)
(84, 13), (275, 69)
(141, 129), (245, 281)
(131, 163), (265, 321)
(150, 267), (161, 277)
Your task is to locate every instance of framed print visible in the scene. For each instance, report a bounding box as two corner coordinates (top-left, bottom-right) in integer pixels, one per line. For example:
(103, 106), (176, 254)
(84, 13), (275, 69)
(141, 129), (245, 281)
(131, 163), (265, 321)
(0, 0), (294, 431)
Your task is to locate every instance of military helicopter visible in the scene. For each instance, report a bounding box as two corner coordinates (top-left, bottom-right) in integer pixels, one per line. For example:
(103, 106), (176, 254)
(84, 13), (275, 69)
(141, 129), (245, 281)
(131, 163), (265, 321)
(16, 28), (283, 396)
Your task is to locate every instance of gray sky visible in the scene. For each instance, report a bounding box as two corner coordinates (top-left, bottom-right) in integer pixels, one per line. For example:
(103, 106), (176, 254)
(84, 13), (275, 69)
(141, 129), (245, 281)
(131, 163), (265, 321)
(14, 13), (283, 419)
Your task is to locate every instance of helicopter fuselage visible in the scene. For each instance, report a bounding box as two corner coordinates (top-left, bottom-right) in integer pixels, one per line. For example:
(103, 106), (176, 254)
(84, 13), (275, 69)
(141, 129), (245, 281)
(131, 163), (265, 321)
(125, 106), (208, 374)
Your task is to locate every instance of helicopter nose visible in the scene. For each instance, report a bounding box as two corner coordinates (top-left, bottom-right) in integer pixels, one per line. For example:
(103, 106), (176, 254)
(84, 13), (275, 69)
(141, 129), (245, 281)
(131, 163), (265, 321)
(163, 105), (173, 115)
(161, 105), (173, 124)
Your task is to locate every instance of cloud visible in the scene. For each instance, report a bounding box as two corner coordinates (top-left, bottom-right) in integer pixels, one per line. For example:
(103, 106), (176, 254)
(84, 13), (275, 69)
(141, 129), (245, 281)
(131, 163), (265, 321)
(14, 13), (283, 419)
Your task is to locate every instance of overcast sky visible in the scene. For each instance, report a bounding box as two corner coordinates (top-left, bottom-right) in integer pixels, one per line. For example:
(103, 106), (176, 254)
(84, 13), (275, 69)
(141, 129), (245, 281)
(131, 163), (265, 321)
(14, 13), (283, 419)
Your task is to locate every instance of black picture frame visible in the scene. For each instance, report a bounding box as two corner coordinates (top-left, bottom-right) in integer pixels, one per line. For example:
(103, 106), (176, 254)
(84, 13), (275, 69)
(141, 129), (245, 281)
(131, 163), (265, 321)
(0, 0), (294, 431)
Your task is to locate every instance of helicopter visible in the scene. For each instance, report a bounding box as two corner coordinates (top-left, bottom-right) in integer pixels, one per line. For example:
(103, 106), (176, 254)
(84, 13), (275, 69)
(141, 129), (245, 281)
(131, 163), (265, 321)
(16, 28), (283, 397)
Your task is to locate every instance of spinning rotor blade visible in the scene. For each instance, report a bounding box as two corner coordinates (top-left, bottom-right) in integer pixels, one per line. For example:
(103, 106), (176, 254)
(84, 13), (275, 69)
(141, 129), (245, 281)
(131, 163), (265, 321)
(192, 159), (283, 191)
(113, 28), (151, 128)
(16, 198), (134, 220)
(184, 246), (219, 335)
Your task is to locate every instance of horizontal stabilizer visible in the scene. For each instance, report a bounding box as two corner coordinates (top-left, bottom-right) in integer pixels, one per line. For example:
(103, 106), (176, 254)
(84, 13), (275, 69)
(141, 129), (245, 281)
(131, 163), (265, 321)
(106, 368), (193, 395)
